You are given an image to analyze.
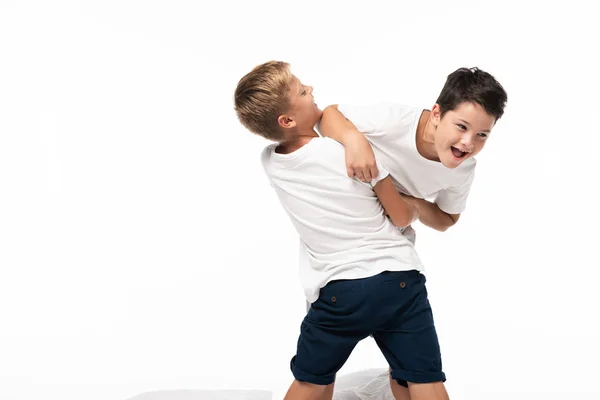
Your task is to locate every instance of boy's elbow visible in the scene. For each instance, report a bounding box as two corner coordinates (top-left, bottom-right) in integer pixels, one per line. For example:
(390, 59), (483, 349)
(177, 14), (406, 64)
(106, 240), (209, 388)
(390, 214), (412, 229)
(441, 213), (460, 231)
(437, 225), (450, 232)
(322, 104), (339, 116)
(437, 218), (457, 232)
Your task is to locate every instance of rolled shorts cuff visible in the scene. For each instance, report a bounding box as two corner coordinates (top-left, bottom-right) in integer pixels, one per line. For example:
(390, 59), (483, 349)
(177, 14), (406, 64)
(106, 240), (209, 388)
(391, 368), (446, 387)
(290, 356), (335, 386)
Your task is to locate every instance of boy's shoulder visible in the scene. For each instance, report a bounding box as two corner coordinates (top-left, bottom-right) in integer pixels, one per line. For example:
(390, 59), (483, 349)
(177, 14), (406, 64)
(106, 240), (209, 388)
(338, 100), (423, 114)
(261, 137), (342, 160)
(260, 137), (346, 179)
(336, 101), (423, 137)
(260, 142), (278, 159)
(459, 156), (477, 173)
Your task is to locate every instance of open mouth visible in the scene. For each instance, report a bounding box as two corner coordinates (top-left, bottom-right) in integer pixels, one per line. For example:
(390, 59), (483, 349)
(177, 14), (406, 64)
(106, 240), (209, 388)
(451, 146), (469, 159)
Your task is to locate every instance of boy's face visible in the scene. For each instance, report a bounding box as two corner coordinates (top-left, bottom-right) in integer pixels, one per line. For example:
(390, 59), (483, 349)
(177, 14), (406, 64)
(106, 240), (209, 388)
(278, 75), (322, 133)
(431, 101), (496, 168)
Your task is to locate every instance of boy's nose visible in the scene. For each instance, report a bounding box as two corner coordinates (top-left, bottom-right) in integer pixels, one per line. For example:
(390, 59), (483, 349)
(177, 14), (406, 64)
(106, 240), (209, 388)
(461, 135), (474, 149)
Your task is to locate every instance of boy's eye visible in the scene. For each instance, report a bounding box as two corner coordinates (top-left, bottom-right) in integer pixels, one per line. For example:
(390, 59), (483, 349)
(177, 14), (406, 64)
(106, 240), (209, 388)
(477, 133), (488, 138)
(457, 124), (467, 130)
(301, 90), (307, 95)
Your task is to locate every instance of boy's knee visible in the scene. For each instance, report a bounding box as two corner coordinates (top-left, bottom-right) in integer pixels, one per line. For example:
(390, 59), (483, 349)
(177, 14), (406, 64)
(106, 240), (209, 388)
(406, 381), (449, 400)
(284, 380), (333, 400)
(389, 376), (411, 400)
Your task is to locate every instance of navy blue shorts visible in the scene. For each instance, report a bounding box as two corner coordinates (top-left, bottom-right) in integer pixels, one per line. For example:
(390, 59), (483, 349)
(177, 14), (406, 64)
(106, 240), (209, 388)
(291, 270), (445, 387)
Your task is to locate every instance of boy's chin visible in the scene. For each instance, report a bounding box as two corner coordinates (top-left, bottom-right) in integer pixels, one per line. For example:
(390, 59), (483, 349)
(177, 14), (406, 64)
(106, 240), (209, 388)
(440, 154), (463, 169)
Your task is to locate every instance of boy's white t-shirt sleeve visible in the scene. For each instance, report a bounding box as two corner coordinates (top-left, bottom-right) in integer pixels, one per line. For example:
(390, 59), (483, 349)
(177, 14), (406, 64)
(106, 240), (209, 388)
(337, 102), (406, 136)
(368, 161), (389, 187)
(260, 144), (276, 183)
(435, 169), (475, 215)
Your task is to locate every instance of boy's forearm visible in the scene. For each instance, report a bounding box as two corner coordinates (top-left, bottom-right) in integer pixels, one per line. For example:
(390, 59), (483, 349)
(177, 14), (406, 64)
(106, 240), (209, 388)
(402, 196), (458, 232)
(389, 198), (419, 229)
(374, 177), (419, 228)
(320, 105), (363, 144)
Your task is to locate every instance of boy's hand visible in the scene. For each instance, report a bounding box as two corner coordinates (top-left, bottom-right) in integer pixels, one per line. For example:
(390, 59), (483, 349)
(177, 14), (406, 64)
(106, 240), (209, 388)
(320, 104), (378, 180)
(345, 134), (378, 182)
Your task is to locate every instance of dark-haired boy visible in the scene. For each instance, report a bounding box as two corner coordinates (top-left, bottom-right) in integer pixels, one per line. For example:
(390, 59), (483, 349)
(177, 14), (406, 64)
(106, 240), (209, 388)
(319, 67), (508, 236)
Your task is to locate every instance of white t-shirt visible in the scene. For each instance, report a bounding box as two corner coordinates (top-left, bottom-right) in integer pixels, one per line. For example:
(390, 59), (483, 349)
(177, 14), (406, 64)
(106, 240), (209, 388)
(261, 137), (424, 303)
(337, 102), (477, 215)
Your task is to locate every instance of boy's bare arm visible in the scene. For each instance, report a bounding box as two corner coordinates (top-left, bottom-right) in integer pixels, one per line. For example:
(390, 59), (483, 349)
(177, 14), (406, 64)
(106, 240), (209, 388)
(373, 177), (419, 228)
(321, 105), (461, 232)
(321, 105), (378, 182)
(320, 105), (361, 143)
(400, 195), (460, 232)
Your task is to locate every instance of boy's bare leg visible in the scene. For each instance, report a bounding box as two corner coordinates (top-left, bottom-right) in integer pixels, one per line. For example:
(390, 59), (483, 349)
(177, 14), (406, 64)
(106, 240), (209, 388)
(322, 381), (335, 400)
(389, 376), (411, 400)
(407, 382), (449, 400)
(386, 366), (411, 400)
(388, 366), (448, 400)
(284, 380), (335, 400)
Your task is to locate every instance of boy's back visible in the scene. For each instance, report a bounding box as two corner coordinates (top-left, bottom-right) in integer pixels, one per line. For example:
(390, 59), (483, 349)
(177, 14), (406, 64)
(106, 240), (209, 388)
(261, 136), (423, 303)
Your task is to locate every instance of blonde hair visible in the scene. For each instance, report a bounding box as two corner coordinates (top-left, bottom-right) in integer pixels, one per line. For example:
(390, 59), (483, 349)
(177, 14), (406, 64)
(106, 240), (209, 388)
(234, 61), (293, 141)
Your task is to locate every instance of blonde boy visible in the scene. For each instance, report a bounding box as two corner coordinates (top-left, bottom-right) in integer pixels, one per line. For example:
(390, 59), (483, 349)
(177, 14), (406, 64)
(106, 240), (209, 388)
(234, 61), (450, 400)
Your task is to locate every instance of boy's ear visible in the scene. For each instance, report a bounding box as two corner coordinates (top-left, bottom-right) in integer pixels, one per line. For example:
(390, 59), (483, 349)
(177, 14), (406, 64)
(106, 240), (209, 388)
(430, 103), (442, 127)
(277, 114), (296, 129)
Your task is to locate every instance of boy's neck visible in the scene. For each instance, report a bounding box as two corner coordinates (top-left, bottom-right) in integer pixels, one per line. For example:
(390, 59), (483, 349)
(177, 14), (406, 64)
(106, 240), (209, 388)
(275, 129), (319, 154)
(416, 110), (440, 162)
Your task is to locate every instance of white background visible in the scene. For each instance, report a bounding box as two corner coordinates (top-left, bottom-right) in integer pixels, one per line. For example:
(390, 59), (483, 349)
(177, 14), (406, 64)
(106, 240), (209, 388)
(1, 1), (599, 399)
